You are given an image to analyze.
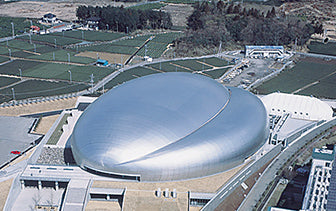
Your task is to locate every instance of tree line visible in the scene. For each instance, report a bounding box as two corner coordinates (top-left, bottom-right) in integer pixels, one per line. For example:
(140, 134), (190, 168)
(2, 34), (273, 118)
(175, 1), (324, 56)
(76, 5), (172, 32)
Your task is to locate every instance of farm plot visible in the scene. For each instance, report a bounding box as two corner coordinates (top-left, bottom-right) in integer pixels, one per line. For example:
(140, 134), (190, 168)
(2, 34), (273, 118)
(202, 57), (231, 67)
(136, 42), (168, 58)
(254, 59), (336, 97)
(79, 44), (137, 55)
(0, 17), (41, 38)
(19, 34), (81, 46)
(0, 39), (43, 51)
(203, 68), (230, 79)
(0, 76), (20, 88)
(23, 63), (115, 82)
(150, 32), (181, 43)
(0, 56), (10, 64)
(171, 59), (213, 71)
(308, 41), (336, 56)
(127, 67), (159, 77)
(103, 71), (136, 89)
(0, 80), (88, 103)
(28, 49), (96, 64)
(298, 73), (336, 99)
(130, 2), (166, 10)
(146, 61), (190, 72)
(0, 60), (42, 76)
(53, 30), (125, 42)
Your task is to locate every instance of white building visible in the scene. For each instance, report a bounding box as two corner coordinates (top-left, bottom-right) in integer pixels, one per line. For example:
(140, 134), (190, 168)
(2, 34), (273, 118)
(302, 148), (335, 211)
(245, 45), (284, 58)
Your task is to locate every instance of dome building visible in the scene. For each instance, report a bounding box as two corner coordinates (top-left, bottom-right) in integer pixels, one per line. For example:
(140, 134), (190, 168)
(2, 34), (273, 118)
(70, 72), (269, 181)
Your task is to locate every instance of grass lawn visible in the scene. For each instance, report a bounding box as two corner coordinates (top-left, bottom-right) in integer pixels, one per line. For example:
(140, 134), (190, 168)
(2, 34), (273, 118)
(47, 113), (71, 145)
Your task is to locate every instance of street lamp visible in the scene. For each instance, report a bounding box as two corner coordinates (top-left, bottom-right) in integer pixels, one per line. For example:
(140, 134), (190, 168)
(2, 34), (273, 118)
(29, 34), (32, 44)
(11, 88), (15, 101)
(11, 22), (14, 38)
(8, 49), (11, 60)
(54, 38), (57, 48)
(68, 70), (72, 83)
(126, 26), (128, 34)
(67, 53), (70, 63)
(19, 68), (22, 80)
(81, 31), (84, 40)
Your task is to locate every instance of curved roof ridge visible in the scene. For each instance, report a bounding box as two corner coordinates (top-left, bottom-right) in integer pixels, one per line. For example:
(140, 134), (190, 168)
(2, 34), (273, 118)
(116, 88), (232, 165)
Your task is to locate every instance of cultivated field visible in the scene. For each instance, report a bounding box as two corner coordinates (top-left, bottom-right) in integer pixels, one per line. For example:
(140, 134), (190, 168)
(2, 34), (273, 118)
(254, 57), (336, 99)
(103, 57), (231, 90)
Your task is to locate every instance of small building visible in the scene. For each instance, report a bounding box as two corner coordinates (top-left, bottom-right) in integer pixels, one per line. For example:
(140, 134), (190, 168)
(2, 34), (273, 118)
(96, 59), (108, 66)
(245, 45), (284, 58)
(85, 17), (101, 30)
(42, 13), (58, 24)
(30, 25), (40, 34)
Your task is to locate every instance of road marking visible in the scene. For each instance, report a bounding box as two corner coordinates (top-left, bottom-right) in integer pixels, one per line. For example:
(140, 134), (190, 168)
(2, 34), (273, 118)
(220, 190), (228, 199)
(233, 181), (239, 187)
(246, 170), (251, 175)
(240, 175), (246, 180)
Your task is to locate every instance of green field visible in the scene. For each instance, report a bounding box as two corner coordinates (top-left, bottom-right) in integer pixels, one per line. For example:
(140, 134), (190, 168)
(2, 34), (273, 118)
(23, 63), (114, 82)
(54, 30), (125, 41)
(103, 71), (136, 89)
(0, 76), (20, 88)
(0, 39), (44, 51)
(28, 49), (95, 64)
(130, 3), (166, 10)
(202, 57), (231, 67)
(19, 34), (81, 46)
(0, 55), (9, 63)
(203, 68), (230, 79)
(0, 80), (88, 103)
(79, 43), (137, 55)
(254, 59), (336, 98)
(308, 41), (336, 56)
(0, 17), (43, 38)
(146, 61), (191, 72)
(0, 60), (42, 76)
(171, 59), (213, 71)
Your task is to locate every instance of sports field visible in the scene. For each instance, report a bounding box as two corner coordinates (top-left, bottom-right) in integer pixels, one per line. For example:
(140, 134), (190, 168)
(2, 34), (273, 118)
(254, 58), (336, 99)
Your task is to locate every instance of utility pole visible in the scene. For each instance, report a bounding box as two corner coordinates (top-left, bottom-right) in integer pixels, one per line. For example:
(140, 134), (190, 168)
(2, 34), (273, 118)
(30, 20), (33, 27)
(19, 69), (22, 80)
(29, 34), (32, 44)
(144, 44), (147, 57)
(11, 22), (14, 38)
(53, 52), (55, 61)
(81, 31), (84, 40)
(8, 49), (11, 60)
(54, 38), (57, 48)
(126, 26), (129, 34)
(90, 74), (94, 93)
(67, 53), (70, 63)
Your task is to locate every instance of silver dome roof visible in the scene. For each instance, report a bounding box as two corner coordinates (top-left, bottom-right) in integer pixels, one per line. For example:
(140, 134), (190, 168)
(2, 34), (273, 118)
(71, 72), (269, 181)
